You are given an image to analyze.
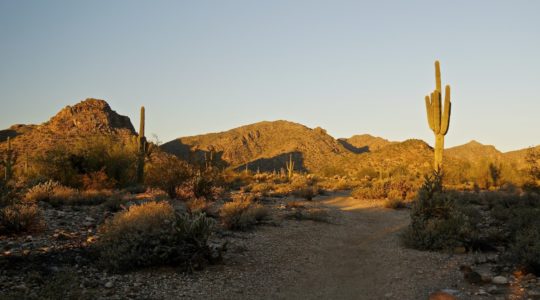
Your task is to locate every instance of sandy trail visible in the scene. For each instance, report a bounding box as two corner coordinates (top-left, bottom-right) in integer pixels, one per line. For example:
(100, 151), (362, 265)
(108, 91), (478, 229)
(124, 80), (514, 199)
(166, 194), (469, 300)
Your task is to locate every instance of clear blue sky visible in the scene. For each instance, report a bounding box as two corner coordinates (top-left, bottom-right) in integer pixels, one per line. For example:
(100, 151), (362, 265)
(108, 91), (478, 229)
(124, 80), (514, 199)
(1, 1), (539, 152)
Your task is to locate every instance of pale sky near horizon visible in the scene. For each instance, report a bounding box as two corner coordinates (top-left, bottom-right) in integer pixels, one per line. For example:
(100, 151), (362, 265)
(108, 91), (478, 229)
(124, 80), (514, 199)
(1, 1), (539, 152)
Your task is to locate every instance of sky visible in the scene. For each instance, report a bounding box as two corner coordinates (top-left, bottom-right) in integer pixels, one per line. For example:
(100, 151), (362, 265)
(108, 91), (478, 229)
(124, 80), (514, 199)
(1, 1), (539, 152)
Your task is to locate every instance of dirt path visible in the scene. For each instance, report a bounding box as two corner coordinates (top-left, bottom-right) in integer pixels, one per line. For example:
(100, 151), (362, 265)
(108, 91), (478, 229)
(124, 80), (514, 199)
(156, 193), (471, 300)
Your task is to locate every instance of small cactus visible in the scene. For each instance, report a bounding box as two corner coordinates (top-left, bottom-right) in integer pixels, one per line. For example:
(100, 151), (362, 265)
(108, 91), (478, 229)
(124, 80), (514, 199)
(425, 60), (452, 171)
(136, 106), (146, 184)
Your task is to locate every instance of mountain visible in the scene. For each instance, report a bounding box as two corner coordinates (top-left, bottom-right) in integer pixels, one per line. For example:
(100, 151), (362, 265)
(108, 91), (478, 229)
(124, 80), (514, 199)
(446, 140), (503, 163)
(504, 145), (540, 171)
(337, 139), (435, 178)
(338, 134), (394, 153)
(0, 98), (137, 156)
(162, 120), (350, 172)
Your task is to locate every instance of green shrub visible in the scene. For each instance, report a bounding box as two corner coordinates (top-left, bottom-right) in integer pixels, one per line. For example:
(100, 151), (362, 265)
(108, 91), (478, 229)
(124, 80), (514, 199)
(401, 172), (477, 250)
(510, 221), (540, 273)
(97, 201), (215, 271)
(220, 194), (269, 230)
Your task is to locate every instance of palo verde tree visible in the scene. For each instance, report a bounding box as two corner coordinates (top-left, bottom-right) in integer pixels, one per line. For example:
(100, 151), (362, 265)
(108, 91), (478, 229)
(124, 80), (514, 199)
(425, 60), (452, 171)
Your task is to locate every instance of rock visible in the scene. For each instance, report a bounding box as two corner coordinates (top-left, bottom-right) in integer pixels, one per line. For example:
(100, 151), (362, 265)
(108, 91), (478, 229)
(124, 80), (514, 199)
(85, 217), (95, 222)
(105, 281), (114, 288)
(13, 284), (28, 292)
(453, 246), (467, 254)
(492, 276), (508, 285)
(384, 292), (393, 298)
(429, 291), (457, 300)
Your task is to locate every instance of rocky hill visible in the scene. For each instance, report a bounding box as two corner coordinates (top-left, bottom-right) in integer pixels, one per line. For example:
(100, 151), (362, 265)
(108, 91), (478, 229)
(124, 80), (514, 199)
(338, 134), (394, 153)
(446, 140), (503, 163)
(0, 99), (137, 160)
(162, 120), (351, 172)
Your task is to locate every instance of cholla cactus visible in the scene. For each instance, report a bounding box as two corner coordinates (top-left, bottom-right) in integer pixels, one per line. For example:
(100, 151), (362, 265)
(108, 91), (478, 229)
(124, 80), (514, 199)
(425, 61), (452, 171)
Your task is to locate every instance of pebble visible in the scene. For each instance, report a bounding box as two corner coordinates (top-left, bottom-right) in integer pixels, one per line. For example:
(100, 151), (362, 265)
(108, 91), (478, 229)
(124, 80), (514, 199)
(105, 281), (114, 288)
(492, 276), (508, 285)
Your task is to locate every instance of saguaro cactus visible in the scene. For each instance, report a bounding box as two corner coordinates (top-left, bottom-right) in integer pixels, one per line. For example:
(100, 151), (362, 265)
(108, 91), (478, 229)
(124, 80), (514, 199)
(2, 137), (14, 181)
(425, 60), (452, 171)
(286, 154), (295, 179)
(136, 106), (146, 184)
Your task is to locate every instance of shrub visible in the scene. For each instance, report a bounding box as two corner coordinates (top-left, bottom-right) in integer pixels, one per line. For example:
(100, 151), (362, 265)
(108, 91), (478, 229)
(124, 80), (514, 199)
(384, 198), (407, 209)
(351, 181), (388, 200)
(97, 201), (215, 271)
(510, 222), (540, 273)
(292, 185), (319, 201)
(0, 202), (43, 234)
(24, 181), (114, 206)
(145, 155), (192, 198)
(250, 183), (273, 196)
(30, 136), (138, 188)
(81, 169), (116, 190)
(186, 198), (211, 214)
(290, 176), (319, 200)
(401, 172), (477, 250)
(220, 194), (269, 230)
(24, 180), (62, 202)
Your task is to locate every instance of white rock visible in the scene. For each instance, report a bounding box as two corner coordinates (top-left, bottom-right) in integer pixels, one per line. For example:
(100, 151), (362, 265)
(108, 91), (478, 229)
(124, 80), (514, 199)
(492, 276), (508, 285)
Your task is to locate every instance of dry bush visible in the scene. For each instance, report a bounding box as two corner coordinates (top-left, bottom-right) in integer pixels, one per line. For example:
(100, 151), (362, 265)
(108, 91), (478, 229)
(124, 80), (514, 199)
(351, 183), (387, 200)
(81, 169), (116, 191)
(383, 198), (407, 209)
(186, 198), (210, 214)
(97, 201), (215, 271)
(24, 181), (114, 206)
(249, 182), (274, 196)
(220, 194), (269, 230)
(0, 202), (43, 234)
(289, 176), (320, 200)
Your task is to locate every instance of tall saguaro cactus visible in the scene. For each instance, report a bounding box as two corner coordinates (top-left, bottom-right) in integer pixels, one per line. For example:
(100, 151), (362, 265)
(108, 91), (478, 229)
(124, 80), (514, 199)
(136, 106), (146, 185)
(2, 137), (14, 181)
(286, 154), (295, 179)
(425, 60), (452, 171)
